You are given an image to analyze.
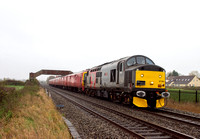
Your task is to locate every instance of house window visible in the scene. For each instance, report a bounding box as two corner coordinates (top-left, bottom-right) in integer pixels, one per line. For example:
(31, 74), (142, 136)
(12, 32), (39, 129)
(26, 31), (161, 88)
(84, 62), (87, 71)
(110, 69), (116, 82)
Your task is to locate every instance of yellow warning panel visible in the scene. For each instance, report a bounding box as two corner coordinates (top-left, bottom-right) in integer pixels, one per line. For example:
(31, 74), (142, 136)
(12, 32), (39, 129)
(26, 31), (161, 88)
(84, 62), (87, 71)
(156, 98), (165, 108)
(133, 97), (148, 107)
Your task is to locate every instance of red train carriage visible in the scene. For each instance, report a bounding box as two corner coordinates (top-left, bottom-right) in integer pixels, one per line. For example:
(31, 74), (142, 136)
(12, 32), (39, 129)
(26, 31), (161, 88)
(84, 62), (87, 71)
(49, 70), (88, 92)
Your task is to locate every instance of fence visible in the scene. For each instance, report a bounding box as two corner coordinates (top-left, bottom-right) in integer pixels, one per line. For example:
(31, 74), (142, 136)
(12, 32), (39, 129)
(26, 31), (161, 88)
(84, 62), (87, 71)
(169, 89), (199, 103)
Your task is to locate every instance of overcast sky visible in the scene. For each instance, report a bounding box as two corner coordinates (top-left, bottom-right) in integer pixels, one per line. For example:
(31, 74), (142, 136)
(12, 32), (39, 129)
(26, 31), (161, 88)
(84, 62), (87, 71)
(0, 0), (200, 81)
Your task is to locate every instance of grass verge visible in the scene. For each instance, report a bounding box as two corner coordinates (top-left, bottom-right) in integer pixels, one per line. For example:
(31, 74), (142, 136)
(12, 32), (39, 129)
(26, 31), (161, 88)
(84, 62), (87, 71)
(0, 80), (71, 139)
(166, 99), (200, 114)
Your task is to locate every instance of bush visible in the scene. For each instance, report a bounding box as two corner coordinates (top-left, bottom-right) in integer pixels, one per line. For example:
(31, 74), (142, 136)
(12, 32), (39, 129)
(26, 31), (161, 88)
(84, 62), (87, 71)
(3, 80), (25, 86)
(0, 80), (25, 101)
(0, 87), (9, 102)
(0, 79), (40, 120)
(23, 79), (40, 94)
(0, 83), (16, 102)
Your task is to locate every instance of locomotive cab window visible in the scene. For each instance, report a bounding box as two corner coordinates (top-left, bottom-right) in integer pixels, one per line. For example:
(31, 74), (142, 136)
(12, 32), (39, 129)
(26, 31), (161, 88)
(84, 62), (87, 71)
(136, 57), (145, 64)
(127, 56), (155, 66)
(110, 69), (116, 82)
(146, 58), (154, 65)
(127, 57), (136, 66)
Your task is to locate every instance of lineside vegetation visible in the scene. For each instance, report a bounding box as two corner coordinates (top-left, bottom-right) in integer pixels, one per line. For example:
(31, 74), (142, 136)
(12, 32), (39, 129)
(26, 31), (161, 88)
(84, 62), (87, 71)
(0, 79), (71, 138)
(167, 87), (200, 113)
(166, 100), (200, 114)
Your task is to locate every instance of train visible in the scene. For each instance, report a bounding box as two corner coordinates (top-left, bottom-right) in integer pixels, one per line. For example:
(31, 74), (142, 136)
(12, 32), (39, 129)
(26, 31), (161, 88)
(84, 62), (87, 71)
(49, 55), (170, 109)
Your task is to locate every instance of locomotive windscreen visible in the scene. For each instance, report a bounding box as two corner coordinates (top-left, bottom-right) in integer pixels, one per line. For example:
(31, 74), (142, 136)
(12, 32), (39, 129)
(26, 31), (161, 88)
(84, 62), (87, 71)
(127, 56), (154, 66)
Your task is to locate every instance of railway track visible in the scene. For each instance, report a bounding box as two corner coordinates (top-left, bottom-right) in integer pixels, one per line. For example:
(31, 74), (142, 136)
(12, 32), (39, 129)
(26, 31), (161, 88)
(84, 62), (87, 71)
(48, 85), (200, 128)
(45, 86), (195, 139)
(138, 108), (200, 128)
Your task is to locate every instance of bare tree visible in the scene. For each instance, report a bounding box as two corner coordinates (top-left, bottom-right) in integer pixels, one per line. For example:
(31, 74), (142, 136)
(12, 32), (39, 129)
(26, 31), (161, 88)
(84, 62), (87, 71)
(189, 71), (200, 78)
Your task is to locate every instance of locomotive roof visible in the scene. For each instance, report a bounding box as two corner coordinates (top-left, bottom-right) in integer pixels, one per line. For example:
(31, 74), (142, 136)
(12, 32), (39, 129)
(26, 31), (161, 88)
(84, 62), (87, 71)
(90, 55), (154, 71)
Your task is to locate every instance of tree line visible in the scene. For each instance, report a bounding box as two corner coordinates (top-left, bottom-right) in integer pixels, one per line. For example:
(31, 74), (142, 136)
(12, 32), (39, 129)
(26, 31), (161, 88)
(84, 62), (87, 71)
(167, 70), (200, 78)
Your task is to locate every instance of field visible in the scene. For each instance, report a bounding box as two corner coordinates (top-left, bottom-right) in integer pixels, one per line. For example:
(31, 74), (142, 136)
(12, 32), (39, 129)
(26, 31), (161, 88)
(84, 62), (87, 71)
(168, 88), (199, 103)
(5, 85), (24, 91)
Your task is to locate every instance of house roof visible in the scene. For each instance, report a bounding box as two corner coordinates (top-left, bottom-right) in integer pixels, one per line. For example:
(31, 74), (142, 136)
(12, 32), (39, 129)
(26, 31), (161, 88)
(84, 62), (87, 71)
(166, 76), (195, 85)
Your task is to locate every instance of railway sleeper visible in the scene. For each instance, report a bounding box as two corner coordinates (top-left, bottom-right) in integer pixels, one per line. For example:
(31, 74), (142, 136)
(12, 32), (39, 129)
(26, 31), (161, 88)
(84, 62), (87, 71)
(133, 129), (155, 133)
(147, 136), (172, 139)
(140, 132), (163, 136)
(129, 127), (148, 130)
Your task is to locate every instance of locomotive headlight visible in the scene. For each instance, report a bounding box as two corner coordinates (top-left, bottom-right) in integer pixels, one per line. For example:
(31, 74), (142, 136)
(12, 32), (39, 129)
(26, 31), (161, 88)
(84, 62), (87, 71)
(141, 74), (144, 77)
(150, 81), (154, 85)
(136, 91), (146, 97)
(159, 75), (162, 78)
(161, 92), (170, 98)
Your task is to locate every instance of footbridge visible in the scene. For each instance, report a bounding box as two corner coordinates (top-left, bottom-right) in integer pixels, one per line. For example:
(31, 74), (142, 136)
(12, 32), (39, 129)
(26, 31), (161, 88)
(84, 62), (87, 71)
(29, 69), (73, 80)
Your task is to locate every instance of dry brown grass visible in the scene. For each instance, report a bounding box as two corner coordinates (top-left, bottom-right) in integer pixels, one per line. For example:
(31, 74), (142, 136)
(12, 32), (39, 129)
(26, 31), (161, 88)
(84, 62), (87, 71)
(0, 88), (71, 139)
(166, 99), (200, 114)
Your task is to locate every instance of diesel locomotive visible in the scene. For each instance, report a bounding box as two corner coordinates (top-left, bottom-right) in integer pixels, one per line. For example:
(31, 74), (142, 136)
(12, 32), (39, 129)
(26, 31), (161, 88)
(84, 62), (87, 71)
(49, 55), (170, 109)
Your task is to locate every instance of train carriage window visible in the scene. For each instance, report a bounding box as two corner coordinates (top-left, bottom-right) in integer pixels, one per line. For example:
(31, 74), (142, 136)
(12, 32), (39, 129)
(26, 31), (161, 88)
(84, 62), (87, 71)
(110, 69), (116, 82)
(96, 72), (102, 77)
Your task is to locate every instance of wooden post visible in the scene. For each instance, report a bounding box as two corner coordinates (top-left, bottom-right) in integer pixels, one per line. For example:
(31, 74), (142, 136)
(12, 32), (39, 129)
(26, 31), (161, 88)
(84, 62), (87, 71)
(179, 90), (181, 102)
(196, 90), (198, 103)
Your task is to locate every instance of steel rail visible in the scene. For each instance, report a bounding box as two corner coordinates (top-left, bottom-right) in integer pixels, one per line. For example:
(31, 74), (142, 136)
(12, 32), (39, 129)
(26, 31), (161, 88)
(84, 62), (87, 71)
(159, 108), (200, 121)
(138, 109), (200, 127)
